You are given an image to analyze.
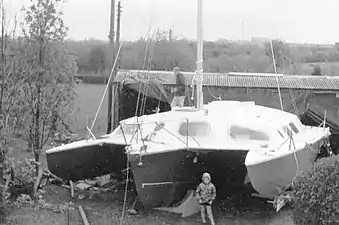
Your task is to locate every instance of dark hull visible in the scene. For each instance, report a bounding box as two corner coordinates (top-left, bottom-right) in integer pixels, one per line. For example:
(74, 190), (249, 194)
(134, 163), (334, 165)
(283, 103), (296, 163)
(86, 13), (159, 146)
(129, 149), (248, 208)
(300, 109), (339, 154)
(46, 143), (127, 181)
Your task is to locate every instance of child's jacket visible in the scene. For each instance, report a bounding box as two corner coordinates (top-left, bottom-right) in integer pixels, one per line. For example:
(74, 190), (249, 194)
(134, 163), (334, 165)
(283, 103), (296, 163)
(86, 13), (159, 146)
(195, 182), (216, 204)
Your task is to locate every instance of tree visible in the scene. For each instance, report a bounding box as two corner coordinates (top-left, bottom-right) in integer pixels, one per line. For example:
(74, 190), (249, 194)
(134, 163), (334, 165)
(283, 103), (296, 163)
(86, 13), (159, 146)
(311, 65), (322, 76)
(20, 0), (77, 173)
(0, 0), (6, 220)
(265, 40), (291, 73)
(88, 45), (106, 74)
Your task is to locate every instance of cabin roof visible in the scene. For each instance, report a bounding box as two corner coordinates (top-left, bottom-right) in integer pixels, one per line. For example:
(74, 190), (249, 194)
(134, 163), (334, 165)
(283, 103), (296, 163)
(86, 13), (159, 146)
(114, 70), (339, 91)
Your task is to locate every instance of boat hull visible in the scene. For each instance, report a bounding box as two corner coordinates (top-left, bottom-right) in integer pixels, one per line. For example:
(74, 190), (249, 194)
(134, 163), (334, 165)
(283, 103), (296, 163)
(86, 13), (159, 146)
(300, 109), (339, 154)
(129, 148), (248, 208)
(46, 143), (127, 181)
(246, 141), (322, 198)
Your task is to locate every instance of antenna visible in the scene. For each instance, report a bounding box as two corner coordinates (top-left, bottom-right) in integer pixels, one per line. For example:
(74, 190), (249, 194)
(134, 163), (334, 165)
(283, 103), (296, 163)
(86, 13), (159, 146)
(241, 20), (244, 41)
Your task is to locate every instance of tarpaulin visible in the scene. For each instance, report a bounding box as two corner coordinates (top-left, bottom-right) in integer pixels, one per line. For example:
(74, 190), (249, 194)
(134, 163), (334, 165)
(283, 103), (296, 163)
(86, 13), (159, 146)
(124, 82), (171, 103)
(117, 70), (193, 103)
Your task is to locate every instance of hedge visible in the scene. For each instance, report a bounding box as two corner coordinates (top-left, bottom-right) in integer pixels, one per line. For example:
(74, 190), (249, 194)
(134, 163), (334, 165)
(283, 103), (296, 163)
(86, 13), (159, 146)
(291, 155), (339, 225)
(74, 75), (108, 84)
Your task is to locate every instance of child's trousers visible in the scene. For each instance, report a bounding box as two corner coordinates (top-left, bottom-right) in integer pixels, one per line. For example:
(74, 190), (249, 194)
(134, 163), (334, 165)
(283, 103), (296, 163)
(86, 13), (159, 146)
(200, 205), (215, 225)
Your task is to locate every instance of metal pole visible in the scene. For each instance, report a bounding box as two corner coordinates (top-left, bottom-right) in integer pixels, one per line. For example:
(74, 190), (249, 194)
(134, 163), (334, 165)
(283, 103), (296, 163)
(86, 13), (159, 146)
(196, 0), (203, 110)
(107, 0), (116, 134)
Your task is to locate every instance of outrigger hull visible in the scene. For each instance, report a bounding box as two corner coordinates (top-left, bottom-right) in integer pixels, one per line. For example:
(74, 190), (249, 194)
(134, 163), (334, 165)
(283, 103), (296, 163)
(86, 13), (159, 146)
(245, 138), (325, 198)
(129, 148), (249, 208)
(46, 140), (127, 181)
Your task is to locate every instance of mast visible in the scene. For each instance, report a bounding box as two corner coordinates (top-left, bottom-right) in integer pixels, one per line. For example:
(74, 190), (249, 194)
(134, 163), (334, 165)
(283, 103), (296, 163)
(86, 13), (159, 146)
(196, 0), (203, 109)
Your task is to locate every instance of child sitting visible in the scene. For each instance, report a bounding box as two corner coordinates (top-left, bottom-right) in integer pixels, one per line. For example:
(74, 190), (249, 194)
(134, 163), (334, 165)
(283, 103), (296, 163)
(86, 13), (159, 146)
(195, 172), (216, 225)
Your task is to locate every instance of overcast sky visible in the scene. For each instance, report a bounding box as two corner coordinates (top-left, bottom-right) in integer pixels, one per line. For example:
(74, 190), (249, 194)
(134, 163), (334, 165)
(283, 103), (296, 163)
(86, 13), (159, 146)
(4, 0), (339, 44)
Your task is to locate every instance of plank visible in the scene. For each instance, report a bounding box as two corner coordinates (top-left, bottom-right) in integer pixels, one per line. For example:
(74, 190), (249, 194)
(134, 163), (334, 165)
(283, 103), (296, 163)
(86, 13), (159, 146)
(78, 205), (90, 225)
(69, 181), (75, 198)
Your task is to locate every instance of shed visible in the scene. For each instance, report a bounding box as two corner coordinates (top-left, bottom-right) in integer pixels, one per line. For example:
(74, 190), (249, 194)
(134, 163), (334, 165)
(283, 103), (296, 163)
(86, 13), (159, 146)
(112, 70), (339, 129)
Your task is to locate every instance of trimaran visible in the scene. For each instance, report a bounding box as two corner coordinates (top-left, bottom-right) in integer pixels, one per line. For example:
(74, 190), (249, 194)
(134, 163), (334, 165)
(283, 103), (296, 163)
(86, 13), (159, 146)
(45, 0), (331, 214)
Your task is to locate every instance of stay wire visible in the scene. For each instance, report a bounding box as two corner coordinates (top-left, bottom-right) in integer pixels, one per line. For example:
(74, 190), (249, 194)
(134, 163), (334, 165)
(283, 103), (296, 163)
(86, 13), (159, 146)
(88, 42), (123, 137)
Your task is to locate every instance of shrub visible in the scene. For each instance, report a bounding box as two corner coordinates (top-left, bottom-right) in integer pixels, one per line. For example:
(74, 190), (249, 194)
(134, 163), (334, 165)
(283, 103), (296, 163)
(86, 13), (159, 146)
(6, 157), (35, 186)
(5, 157), (35, 200)
(74, 75), (108, 84)
(291, 155), (339, 225)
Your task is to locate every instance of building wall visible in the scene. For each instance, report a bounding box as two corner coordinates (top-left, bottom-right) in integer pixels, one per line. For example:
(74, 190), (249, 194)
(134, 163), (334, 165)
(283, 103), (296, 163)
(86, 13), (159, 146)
(307, 92), (339, 124)
(202, 87), (309, 115)
(118, 82), (339, 126)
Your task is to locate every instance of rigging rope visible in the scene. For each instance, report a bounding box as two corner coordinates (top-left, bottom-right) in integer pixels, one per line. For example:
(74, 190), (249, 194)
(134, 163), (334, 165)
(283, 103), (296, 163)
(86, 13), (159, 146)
(289, 89), (299, 115)
(207, 86), (222, 100)
(134, 31), (154, 117)
(88, 42), (123, 136)
(270, 39), (284, 111)
(135, 29), (157, 117)
(140, 55), (154, 115)
(120, 3), (156, 224)
(289, 130), (300, 188)
(119, 156), (130, 225)
(138, 30), (157, 116)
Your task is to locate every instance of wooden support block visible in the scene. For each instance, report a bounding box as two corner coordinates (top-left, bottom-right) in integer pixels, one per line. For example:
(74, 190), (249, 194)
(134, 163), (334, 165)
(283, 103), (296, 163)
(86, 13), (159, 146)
(78, 205), (90, 225)
(70, 181), (74, 198)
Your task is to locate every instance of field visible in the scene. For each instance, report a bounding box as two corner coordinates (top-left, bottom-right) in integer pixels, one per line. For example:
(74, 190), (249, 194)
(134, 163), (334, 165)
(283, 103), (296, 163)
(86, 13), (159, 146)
(71, 84), (108, 136)
(300, 61), (339, 76)
(4, 84), (294, 225)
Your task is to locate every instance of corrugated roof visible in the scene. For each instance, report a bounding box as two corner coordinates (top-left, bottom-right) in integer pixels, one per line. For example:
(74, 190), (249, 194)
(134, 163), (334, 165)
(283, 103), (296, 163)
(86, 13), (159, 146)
(114, 70), (339, 90)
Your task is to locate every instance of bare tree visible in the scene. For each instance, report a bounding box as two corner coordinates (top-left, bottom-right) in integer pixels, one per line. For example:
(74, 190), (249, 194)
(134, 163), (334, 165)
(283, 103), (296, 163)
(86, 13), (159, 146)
(0, 0), (7, 220)
(20, 0), (77, 173)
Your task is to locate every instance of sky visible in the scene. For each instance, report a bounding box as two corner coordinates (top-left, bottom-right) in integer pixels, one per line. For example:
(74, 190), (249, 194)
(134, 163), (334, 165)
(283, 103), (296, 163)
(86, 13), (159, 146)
(3, 0), (339, 44)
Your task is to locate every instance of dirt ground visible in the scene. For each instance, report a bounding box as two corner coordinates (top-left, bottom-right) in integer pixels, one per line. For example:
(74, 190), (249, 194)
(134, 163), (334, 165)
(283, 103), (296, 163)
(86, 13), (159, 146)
(4, 183), (294, 225)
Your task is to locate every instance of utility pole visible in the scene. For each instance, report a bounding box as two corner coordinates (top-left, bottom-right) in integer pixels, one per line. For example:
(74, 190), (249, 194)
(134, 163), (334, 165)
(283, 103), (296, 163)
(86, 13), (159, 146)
(112, 1), (122, 130)
(169, 28), (172, 42)
(0, 1), (5, 114)
(116, 1), (122, 51)
(107, 0), (115, 134)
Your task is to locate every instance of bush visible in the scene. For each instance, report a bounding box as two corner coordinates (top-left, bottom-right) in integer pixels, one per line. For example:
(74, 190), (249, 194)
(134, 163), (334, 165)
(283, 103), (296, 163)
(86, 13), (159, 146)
(74, 75), (108, 84)
(291, 155), (339, 225)
(5, 157), (35, 200)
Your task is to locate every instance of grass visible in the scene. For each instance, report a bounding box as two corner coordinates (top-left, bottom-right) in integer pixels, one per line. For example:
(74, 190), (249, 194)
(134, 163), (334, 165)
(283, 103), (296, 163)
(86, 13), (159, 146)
(6, 84), (108, 163)
(4, 84), (295, 225)
(71, 83), (108, 137)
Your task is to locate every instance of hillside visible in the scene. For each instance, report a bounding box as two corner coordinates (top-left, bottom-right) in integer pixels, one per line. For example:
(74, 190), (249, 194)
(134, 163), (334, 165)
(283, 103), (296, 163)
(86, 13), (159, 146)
(66, 37), (339, 76)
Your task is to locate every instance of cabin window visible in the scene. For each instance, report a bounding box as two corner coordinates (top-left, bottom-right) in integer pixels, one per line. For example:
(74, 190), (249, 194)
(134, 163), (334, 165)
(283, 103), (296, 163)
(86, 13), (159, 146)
(283, 126), (292, 137)
(179, 121), (211, 136)
(289, 122), (299, 134)
(230, 125), (269, 141)
(283, 122), (299, 137)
